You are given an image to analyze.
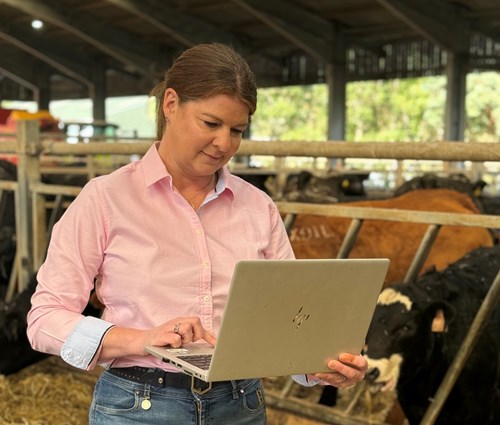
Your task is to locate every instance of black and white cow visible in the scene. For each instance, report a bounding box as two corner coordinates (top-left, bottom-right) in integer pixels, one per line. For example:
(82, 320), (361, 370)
(281, 170), (370, 203)
(0, 160), (17, 291)
(393, 173), (487, 198)
(0, 275), (47, 374)
(364, 245), (500, 425)
(393, 172), (500, 217)
(0, 273), (103, 375)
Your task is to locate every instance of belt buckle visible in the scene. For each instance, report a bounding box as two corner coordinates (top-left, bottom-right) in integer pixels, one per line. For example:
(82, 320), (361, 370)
(191, 376), (212, 395)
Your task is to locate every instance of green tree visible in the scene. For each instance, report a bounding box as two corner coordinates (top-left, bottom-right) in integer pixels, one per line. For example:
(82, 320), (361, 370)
(346, 77), (446, 142)
(466, 71), (500, 142)
(252, 85), (327, 141)
(252, 72), (500, 143)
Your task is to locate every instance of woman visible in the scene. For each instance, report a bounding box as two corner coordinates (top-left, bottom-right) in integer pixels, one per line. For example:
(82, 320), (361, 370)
(27, 43), (367, 424)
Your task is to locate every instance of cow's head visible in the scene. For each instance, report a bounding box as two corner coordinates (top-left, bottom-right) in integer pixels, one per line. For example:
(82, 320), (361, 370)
(363, 285), (456, 392)
(281, 171), (340, 203)
(280, 171), (370, 203)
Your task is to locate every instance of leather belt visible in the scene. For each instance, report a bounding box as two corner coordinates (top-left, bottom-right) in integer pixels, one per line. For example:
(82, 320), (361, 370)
(108, 366), (212, 394)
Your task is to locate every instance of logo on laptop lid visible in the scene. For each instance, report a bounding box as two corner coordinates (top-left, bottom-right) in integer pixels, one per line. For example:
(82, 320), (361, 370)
(292, 307), (310, 329)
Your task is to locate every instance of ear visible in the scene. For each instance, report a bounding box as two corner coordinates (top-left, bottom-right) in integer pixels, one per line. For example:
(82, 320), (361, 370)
(429, 302), (456, 333)
(162, 88), (179, 120)
(431, 308), (446, 332)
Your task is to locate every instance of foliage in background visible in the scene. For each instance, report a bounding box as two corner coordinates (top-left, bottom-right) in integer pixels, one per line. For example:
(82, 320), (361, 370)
(466, 72), (500, 142)
(251, 84), (328, 141)
(346, 77), (446, 142)
(3, 72), (499, 143)
(251, 72), (500, 143)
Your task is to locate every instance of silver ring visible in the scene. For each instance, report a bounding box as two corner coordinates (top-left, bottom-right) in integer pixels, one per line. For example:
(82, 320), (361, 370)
(173, 323), (181, 334)
(339, 374), (346, 383)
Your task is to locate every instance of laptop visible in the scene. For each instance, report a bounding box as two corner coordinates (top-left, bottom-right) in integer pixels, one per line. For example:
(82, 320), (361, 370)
(146, 258), (389, 382)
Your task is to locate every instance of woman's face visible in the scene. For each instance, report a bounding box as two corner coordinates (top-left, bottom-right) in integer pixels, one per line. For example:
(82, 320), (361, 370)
(161, 88), (250, 179)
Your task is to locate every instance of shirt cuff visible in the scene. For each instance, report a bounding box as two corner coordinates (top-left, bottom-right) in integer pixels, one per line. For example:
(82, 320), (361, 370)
(292, 374), (321, 387)
(61, 316), (114, 370)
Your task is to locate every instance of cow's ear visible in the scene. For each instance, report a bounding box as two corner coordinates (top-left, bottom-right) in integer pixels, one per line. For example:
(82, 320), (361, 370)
(429, 302), (456, 333)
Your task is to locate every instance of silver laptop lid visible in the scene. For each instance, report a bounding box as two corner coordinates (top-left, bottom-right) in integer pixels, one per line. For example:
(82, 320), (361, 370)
(205, 258), (389, 381)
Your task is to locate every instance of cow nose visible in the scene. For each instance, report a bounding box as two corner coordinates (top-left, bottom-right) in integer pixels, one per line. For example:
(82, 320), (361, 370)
(365, 367), (380, 382)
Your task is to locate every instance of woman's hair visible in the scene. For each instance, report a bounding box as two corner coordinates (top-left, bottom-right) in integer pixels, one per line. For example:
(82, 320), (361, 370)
(150, 43), (257, 140)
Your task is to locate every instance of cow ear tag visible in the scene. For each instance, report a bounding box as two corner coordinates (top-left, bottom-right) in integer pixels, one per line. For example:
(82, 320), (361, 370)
(431, 308), (447, 333)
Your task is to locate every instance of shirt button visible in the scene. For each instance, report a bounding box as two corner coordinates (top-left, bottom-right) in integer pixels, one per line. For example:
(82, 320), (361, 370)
(202, 261), (209, 267)
(203, 295), (210, 302)
(195, 229), (202, 235)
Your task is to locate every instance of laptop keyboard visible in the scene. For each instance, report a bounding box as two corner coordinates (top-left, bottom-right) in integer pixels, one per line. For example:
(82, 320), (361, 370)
(178, 354), (213, 370)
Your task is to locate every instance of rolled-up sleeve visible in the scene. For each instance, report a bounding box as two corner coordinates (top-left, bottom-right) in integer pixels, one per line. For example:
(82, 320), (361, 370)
(27, 180), (108, 368)
(61, 316), (115, 370)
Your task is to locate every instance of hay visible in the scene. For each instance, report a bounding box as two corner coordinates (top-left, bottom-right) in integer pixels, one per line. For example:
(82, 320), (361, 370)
(264, 376), (398, 424)
(0, 357), (399, 425)
(0, 357), (99, 425)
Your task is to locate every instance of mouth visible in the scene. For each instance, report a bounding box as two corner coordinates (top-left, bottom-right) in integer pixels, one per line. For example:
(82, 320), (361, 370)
(367, 377), (396, 393)
(365, 353), (403, 393)
(202, 151), (223, 162)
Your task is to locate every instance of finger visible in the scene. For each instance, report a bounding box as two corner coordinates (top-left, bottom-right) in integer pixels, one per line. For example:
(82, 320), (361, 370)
(325, 361), (365, 382)
(200, 329), (216, 346)
(314, 371), (349, 388)
(180, 328), (194, 344)
(150, 332), (182, 350)
(338, 353), (368, 371)
(184, 320), (216, 345)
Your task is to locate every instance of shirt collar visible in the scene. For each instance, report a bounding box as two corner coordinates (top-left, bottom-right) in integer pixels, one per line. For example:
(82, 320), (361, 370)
(141, 142), (234, 198)
(142, 142), (170, 187)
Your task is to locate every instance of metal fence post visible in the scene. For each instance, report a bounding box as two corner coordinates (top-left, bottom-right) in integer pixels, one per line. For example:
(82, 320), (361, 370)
(15, 119), (40, 292)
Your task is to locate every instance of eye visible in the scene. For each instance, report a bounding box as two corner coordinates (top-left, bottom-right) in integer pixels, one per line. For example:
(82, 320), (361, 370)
(204, 121), (219, 129)
(231, 128), (244, 136)
(396, 324), (412, 335)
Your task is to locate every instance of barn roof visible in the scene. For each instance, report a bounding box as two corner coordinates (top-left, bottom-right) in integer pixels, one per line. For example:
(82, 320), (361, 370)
(1, 0), (500, 101)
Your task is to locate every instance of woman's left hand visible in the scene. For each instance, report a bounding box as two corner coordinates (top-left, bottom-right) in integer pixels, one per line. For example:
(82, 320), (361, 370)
(308, 353), (367, 388)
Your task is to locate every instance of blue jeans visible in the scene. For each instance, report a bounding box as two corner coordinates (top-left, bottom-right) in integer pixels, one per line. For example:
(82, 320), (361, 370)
(89, 370), (267, 424)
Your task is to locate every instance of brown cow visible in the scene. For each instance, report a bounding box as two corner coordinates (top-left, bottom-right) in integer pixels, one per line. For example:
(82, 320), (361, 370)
(288, 189), (494, 285)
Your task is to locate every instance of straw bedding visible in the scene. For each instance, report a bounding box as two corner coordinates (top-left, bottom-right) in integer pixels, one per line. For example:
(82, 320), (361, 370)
(0, 357), (396, 425)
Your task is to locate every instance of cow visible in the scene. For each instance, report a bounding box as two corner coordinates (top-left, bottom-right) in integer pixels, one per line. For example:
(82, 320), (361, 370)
(363, 245), (500, 425)
(280, 170), (370, 204)
(393, 172), (500, 218)
(287, 188), (494, 411)
(232, 170), (275, 196)
(0, 275), (47, 374)
(0, 160), (17, 290)
(394, 173), (486, 198)
(0, 274), (102, 375)
(288, 189), (494, 285)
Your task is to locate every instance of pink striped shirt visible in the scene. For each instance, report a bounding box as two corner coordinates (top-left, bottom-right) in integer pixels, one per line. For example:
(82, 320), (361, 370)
(27, 142), (294, 371)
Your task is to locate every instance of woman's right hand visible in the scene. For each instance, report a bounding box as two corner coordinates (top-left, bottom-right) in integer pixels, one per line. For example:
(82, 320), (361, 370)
(145, 316), (217, 351)
(100, 317), (216, 361)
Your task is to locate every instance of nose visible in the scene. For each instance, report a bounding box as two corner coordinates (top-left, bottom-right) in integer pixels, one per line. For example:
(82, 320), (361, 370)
(212, 129), (232, 152)
(365, 367), (380, 382)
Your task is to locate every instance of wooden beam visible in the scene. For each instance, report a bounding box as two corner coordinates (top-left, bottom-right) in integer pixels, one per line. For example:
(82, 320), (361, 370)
(1, 0), (161, 78)
(0, 22), (93, 86)
(277, 202), (500, 229)
(107, 0), (245, 50)
(375, 0), (469, 53)
(231, 0), (333, 61)
(0, 50), (38, 92)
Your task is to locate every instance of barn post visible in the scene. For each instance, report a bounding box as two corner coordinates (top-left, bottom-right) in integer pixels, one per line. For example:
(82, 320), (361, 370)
(15, 119), (40, 291)
(444, 52), (467, 143)
(443, 51), (468, 174)
(325, 23), (347, 171)
(91, 58), (106, 122)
